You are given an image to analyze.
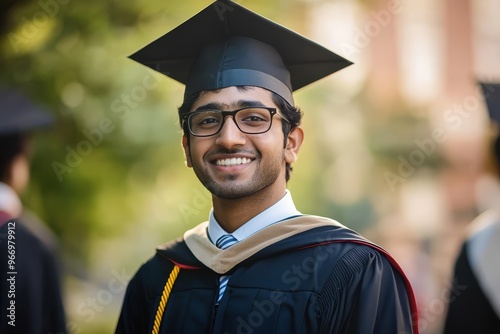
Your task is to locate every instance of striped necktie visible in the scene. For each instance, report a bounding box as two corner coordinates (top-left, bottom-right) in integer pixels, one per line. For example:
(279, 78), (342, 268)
(215, 234), (238, 302)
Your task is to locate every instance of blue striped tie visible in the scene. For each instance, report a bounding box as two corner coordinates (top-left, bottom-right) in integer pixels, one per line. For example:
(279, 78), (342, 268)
(216, 234), (238, 302)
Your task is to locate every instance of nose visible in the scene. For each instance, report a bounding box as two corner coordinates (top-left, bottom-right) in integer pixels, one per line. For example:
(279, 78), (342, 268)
(214, 116), (246, 149)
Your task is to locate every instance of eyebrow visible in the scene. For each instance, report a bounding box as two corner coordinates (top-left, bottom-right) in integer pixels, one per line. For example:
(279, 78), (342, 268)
(194, 99), (268, 111)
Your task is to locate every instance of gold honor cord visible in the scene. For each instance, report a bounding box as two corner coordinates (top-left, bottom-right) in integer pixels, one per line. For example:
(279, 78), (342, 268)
(152, 265), (180, 334)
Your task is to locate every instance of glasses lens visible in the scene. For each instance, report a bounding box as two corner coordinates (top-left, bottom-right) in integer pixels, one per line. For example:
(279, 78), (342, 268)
(189, 111), (223, 136)
(235, 108), (272, 134)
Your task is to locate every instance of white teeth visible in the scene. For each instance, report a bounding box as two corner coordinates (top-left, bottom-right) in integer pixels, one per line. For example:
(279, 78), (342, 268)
(216, 158), (251, 166)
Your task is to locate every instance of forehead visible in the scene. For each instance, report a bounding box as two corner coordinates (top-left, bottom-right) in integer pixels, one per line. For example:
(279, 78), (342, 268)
(190, 86), (276, 111)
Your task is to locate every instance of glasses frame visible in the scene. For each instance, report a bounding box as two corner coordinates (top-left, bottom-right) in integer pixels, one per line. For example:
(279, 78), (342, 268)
(181, 106), (289, 137)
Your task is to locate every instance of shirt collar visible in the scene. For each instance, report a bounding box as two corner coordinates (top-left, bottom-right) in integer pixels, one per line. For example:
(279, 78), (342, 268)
(0, 182), (22, 218)
(208, 189), (301, 244)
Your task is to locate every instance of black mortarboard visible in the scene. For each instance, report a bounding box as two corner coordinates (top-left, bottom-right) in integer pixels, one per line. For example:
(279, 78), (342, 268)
(129, 0), (352, 105)
(0, 88), (53, 136)
(480, 82), (500, 123)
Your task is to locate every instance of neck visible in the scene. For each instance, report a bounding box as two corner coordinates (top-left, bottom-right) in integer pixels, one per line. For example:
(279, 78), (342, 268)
(212, 183), (286, 233)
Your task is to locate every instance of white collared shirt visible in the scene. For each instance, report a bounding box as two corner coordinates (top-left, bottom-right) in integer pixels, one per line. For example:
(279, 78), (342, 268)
(208, 189), (302, 244)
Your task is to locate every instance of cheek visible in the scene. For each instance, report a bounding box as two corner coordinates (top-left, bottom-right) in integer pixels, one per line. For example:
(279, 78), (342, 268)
(263, 128), (286, 149)
(257, 136), (286, 160)
(187, 140), (212, 163)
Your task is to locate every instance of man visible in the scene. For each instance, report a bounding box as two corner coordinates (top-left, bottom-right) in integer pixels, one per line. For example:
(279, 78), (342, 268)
(0, 88), (67, 334)
(116, 1), (418, 333)
(443, 83), (500, 334)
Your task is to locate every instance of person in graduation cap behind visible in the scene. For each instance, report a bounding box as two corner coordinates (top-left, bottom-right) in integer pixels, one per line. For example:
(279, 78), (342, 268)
(0, 88), (67, 334)
(443, 83), (500, 334)
(116, 1), (419, 333)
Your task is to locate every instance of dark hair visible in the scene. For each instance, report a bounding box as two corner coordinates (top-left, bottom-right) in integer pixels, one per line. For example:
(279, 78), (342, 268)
(0, 134), (27, 183)
(178, 86), (303, 181)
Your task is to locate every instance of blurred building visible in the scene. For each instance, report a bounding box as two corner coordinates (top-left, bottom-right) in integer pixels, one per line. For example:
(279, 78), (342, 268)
(305, 0), (500, 332)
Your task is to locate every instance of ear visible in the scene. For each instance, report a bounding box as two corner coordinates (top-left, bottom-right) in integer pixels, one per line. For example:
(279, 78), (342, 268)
(181, 135), (192, 167)
(285, 127), (304, 164)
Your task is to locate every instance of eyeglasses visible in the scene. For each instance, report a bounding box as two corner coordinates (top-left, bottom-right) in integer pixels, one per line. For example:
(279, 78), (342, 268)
(181, 107), (289, 137)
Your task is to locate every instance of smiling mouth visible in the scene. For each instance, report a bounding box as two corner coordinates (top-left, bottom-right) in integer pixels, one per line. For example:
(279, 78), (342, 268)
(215, 157), (253, 166)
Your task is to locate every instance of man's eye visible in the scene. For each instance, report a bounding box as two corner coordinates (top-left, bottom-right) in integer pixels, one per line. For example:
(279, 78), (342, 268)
(242, 115), (267, 122)
(191, 112), (221, 127)
(199, 117), (220, 125)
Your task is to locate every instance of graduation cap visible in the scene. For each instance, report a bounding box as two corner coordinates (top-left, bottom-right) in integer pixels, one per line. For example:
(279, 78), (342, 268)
(0, 88), (53, 136)
(480, 82), (500, 124)
(129, 0), (352, 106)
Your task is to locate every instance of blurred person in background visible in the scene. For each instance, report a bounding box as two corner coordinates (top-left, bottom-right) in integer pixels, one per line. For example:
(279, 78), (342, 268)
(116, 1), (419, 333)
(0, 88), (67, 333)
(443, 82), (500, 334)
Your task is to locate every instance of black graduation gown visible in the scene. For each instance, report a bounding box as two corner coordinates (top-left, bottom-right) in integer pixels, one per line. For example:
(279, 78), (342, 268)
(443, 242), (500, 334)
(116, 215), (418, 333)
(0, 218), (67, 334)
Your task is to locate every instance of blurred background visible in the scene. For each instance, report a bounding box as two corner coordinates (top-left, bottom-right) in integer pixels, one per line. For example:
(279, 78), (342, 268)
(1, 0), (500, 332)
